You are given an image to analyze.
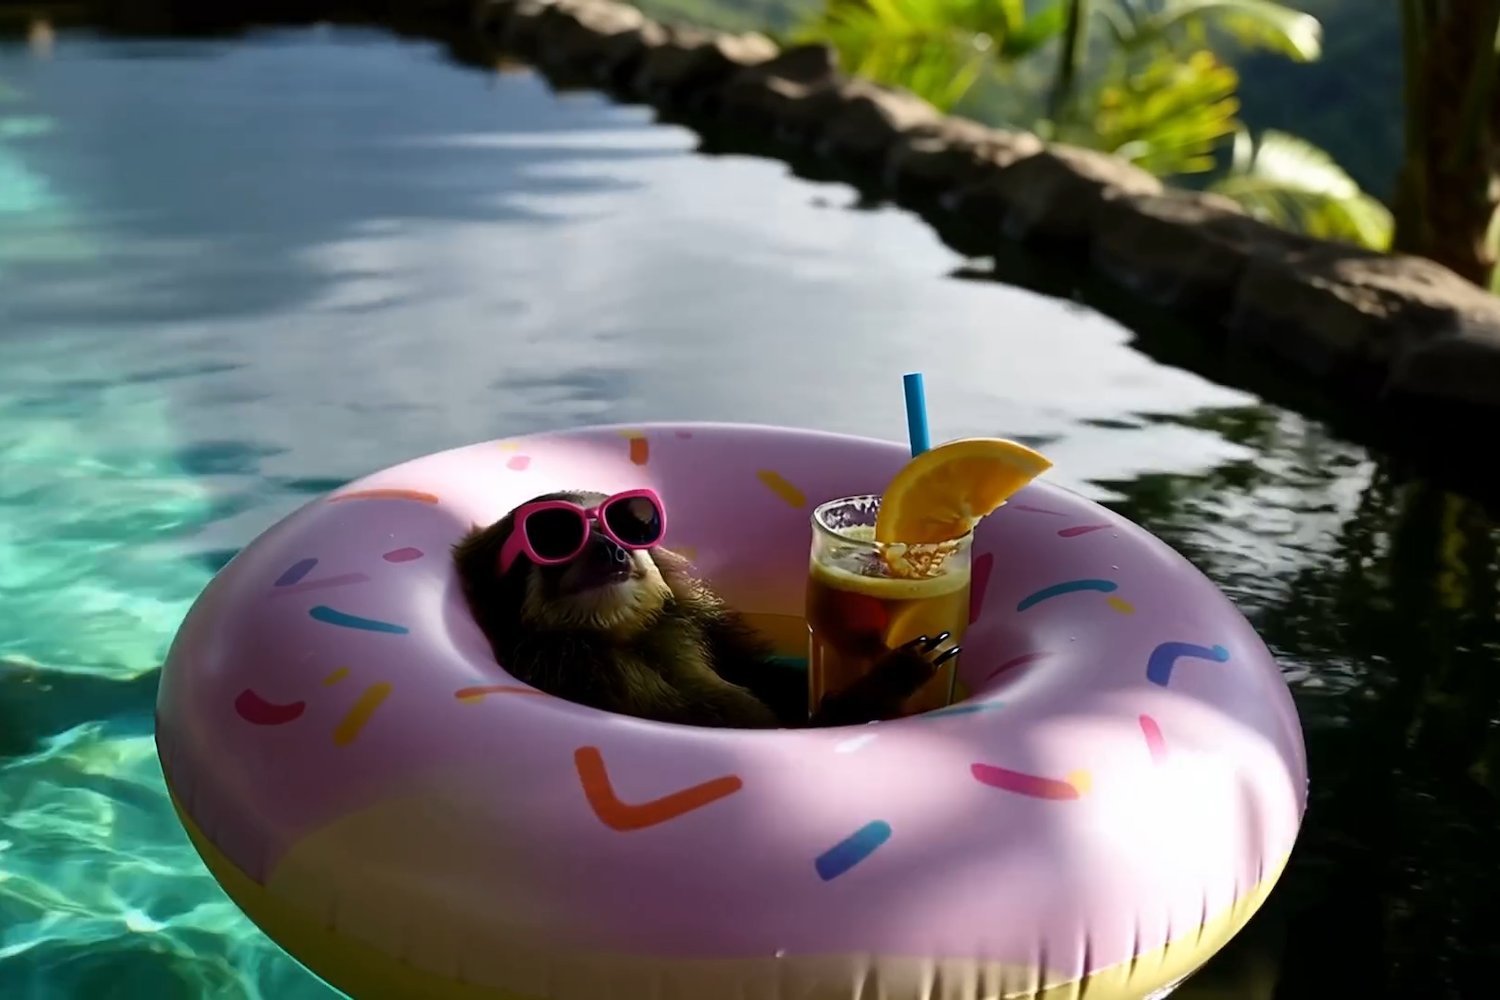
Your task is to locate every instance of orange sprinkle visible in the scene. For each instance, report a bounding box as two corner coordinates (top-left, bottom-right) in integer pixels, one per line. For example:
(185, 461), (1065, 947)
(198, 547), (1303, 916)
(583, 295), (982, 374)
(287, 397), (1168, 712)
(333, 683), (392, 745)
(574, 746), (743, 831)
(1106, 596), (1135, 615)
(628, 436), (649, 466)
(329, 489), (438, 505)
(454, 684), (547, 703)
(322, 667), (349, 686)
(756, 469), (806, 509)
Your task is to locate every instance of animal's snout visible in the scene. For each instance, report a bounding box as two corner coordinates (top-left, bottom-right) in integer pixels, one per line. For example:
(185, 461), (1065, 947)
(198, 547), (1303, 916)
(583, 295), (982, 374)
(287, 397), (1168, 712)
(588, 535), (630, 567)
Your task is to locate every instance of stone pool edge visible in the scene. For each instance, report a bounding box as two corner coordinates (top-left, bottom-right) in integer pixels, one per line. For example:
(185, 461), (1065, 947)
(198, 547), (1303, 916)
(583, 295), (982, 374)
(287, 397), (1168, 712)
(472, 0), (1500, 419)
(32, 0), (1500, 489)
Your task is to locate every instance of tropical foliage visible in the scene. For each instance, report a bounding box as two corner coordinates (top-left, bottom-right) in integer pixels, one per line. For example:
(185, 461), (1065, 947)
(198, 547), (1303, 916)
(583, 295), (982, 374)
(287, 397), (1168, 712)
(794, 0), (1392, 250)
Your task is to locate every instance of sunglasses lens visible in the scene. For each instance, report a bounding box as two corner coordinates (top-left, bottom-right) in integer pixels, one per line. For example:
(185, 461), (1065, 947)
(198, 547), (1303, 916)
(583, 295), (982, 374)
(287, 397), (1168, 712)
(604, 495), (663, 546)
(524, 508), (587, 561)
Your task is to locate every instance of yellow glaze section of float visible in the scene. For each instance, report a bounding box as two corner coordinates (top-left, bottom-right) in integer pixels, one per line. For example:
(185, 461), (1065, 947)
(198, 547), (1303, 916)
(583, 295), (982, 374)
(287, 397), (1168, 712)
(171, 787), (1289, 1000)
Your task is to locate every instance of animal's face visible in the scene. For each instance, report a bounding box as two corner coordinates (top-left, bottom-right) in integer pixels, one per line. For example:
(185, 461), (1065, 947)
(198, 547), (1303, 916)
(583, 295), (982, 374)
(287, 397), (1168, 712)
(461, 490), (676, 635)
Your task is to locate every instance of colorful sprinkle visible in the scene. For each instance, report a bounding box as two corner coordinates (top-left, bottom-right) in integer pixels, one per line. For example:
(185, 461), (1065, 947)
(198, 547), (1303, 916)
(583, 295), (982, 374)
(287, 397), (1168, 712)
(674, 430), (693, 439)
(322, 667), (350, 686)
(274, 558), (318, 587)
(308, 605), (409, 634)
(269, 572), (371, 598)
(328, 488), (439, 505)
(982, 651), (1051, 684)
(497, 440), (521, 451)
(834, 732), (879, 754)
(454, 684), (547, 702)
(574, 746), (743, 832)
(1058, 523), (1110, 538)
(382, 547), (424, 563)
(1147, 641), (1230, 687)
(1107, 596), (1136, 615)
(814, 820), (892, 881)
(922, 700), (1004, 719)
(333, 682), (392, 746)
(756, 469), (806, 509)
(628, 436), (649, 466)
(506, 454), (531, 471)
(1016, 578), (1118, 612)
(969, 552), (994, 624)
(971, 763), (1087, 800)
(1009, 504), (1065, 517)
(1139, 714), (1167, 763)
(234, 689), (306, 726)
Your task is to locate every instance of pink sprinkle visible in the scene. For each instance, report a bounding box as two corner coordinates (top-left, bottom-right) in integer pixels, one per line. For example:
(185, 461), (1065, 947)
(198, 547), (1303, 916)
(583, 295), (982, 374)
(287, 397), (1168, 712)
(1139, 714), (1168, 763)
(982, 651), (1051, 685)
(1009, 504), (1066, 517)
(382, 547), (424, 563)
(506, 454), (531, 471)
(969, 552), (994, 624)
(1058, 523), (1110, 538)
(971, 763), (1080, 800)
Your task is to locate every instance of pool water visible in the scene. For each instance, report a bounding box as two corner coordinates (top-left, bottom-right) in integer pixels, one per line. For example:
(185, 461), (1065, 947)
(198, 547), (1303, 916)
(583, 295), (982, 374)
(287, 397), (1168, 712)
(2, 24), (1498, 1000)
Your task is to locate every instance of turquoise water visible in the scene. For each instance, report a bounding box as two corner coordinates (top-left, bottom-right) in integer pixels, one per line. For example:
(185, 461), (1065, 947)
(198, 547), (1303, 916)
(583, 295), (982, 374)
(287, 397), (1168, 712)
(2, 24), (1498, 1000)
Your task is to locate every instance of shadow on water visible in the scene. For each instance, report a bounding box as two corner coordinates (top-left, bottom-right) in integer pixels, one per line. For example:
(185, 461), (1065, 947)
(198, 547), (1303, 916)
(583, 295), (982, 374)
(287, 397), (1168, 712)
(1107, 450), (1500, 999)
(3, 11), (1500, 1000)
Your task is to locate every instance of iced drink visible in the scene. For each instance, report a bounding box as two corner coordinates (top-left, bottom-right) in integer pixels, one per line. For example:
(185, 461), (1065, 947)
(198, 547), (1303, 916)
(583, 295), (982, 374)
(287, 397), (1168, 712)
(806, 494), (972, 719)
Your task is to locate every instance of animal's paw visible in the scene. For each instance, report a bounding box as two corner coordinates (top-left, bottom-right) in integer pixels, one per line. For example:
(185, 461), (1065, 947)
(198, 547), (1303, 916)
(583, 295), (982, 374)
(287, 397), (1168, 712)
(811, 633), (961, 727)
(867, 632), (962, 699)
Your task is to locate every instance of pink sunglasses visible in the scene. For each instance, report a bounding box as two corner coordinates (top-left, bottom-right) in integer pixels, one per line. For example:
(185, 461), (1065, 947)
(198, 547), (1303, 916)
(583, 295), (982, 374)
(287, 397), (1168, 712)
(498, 488), (668, 574)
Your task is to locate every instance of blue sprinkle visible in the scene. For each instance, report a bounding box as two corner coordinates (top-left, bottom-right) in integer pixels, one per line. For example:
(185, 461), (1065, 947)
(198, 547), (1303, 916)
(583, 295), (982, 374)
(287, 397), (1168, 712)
(309, 605), (409, 635)
(1146, 642), (1230, 687)
(1015, 578), (1118, 612)
(922, 701), (1005, 719)
(815, 820), (892, 881)
(274, 558), (318, 587)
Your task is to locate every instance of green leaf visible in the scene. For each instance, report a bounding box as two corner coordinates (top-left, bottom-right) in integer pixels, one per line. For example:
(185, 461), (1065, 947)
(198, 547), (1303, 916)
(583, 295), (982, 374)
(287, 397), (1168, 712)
(1125, 0), (1323, 62)
(1000, 1), (1069, 57)
(1209, 128), (1393, 249)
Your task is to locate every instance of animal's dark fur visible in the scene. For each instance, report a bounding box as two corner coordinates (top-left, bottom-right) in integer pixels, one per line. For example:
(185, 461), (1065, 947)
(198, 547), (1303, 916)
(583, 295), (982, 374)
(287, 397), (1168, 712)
(452, 490), (958, 728)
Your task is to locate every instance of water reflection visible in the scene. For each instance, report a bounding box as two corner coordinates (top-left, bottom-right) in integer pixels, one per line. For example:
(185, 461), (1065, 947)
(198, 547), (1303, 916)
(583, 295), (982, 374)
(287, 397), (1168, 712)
(1, 22), (1498, 1000)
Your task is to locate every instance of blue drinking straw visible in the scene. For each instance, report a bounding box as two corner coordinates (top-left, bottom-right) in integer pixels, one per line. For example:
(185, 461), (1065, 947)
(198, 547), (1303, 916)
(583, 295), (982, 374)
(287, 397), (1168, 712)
(903, 372), (931, 457)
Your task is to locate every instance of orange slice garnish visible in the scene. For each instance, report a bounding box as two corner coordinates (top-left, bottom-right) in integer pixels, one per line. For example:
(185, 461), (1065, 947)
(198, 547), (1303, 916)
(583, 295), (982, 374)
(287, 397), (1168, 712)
(874, 437), (1054, 545)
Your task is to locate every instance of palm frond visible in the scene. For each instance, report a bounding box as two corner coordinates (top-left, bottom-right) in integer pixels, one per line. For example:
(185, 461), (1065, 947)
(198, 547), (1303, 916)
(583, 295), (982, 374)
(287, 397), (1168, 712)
(1209, 128), (1393, 249)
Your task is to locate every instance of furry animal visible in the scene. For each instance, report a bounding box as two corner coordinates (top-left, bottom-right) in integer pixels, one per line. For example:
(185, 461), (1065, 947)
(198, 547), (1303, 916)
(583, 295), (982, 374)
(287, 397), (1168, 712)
(452, 489), (960, 728)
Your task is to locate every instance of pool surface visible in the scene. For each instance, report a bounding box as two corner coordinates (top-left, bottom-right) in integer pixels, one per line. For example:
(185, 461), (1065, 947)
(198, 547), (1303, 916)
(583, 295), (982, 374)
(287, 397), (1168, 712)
(2, 24), (1498, 1000)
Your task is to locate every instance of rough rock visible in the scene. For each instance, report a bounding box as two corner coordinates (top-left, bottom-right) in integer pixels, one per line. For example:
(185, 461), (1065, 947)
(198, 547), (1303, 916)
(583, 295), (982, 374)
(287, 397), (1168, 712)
(1089, 191), (1323, 319)
(1386, 317), (1500, 411)
(883, 118), (1042, 205)
(716, 43), (842, 132)
(631, 26), (778, 105)
(1228, 248), (1500, 398)
(533, 0), (650, 78)
(476, 0), (555, 58)
(593, 19), (670, 88)
(949, 143), (1163, 249)
(814, 82), (944, 168)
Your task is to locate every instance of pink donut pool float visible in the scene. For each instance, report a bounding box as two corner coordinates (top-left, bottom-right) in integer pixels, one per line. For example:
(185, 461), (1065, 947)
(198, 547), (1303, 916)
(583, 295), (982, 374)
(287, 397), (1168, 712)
(156, 422), (1308, 1000)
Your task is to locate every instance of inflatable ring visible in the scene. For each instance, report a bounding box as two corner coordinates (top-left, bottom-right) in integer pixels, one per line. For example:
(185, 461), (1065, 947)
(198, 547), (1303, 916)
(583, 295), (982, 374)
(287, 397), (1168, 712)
(157, 422), (1307, 1000)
